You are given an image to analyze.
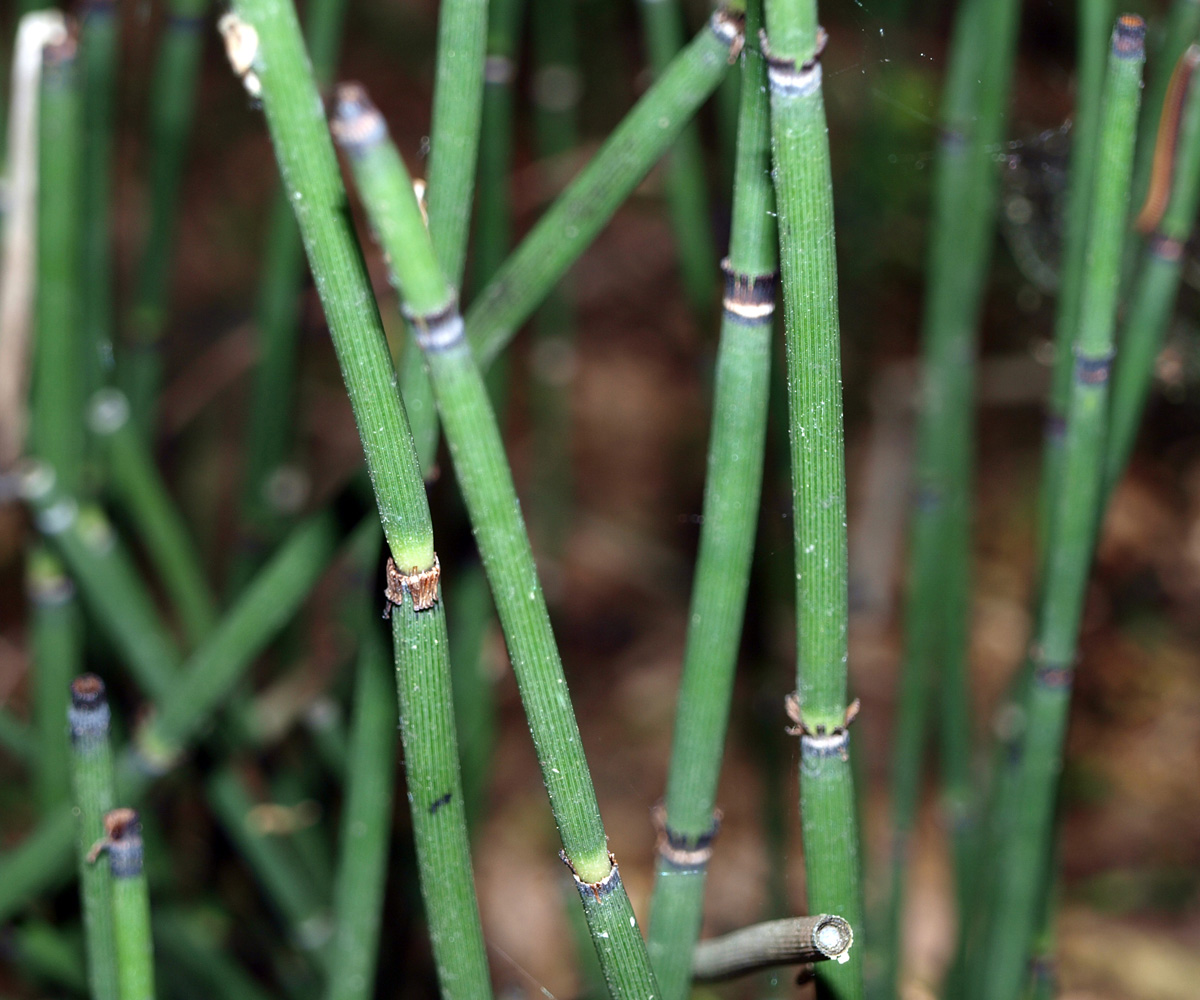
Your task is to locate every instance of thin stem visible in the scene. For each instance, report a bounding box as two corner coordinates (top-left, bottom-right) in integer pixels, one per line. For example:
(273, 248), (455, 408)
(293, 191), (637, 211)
(333, 87), (661, 999)
(1106, 44), (1200, 491)
(762, 3), (864, 999)
(124, 0), (210, 435)
(691, 915), (853, 982)
(635, 0), (717, 311)
(883, 0), (1020, 992)
(326, 624), (398, 1000)
(79, 0), (120, 398)
(104, 810), (156, 1000)
(234, 0), (349, 586)
(90, 388), (219, 646)
(975, 20), (1144, 1000)
(69, 676), (119, 1000)
(465, 8), (743, 368)
(647, 0), (775, 995)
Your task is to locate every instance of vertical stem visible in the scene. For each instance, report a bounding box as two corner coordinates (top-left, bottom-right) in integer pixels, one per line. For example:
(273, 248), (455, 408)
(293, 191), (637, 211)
(761, 3), (863, 999)
(79, 0), (120, 397)
(976, 20), (1143, 1000)
(326, 625), (398, 1000)
(90, 388), (219, 646)
(70, 675), (119, 1000)
(124, 0), (210, 435)
(883, 0), (1020, 992)
(234, 0), (348, 587)
(105, 810), (156, 1000)
(635, 0), (717, 311)
(647, 0), (776, 996)
(333, 87), (660, 999)
(221, 5), (492, 997)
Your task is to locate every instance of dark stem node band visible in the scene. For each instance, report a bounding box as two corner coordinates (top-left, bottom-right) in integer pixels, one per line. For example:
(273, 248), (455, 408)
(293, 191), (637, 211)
(761, 27), (827, 97)
(403, 299), (464, 352)
(653, 804), (722, 871)
(89, 809), (144, 878)
(383, 554), (441, 614)
(1032, 645), (1074, 689)
(1073, 349), (1115, 386)
(560, 850), (622, 902)
(331, 82), (389, 158)
(721, 259), (777, 326)
(1112, 15), (1145, 61)
(1148, 233), (1185, 262)
(69, 674), (111, 749)
(708, 8), (745, 50)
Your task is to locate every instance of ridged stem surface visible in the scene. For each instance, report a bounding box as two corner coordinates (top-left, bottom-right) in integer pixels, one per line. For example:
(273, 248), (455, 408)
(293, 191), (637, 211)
(975, 21), (1144, 1000)
(107, 814), (156, 1000)
(648, 1), (775, 995)
(69, 677), (119, 1000)
(762, 4), (863, 999)
(333, 92), (660, 999)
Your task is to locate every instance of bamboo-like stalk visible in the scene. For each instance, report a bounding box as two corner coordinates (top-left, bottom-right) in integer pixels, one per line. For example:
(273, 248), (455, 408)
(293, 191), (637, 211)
(465, 7), (743, 368)
(446, 562), (497, 834)
(234, 0), (348, 586)
(79, 0), (120, 398)
(761, 4), (864, 1000)
(332, 86), (660, 999)
(974, 21), (1144, 1000)
(124, 0), (210, 435)
(691, 914), (853, 982)
(471, 0), (525, 294)
(646, 2), (775, 996)
(220, 5), (492, 998)
(635, 0), (717, 312)
(426, 0), (488, 285)
(326, 625), (397, 1000)
(1106, 45), (1200, 491)
(882, 0), (1020, 992)
(69, 675), (119, 1000)
(29, 34), (85, 813)
(90, 388), (218, 646)
(1039, 0), (1112, 552)
(102, 810), (156, 1000)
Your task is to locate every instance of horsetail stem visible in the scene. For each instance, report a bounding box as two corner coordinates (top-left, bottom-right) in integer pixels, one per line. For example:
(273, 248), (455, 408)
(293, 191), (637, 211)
(333, 84), (662, 1000)
(761, 3), (864, 999)
(647, 1), (775, 995)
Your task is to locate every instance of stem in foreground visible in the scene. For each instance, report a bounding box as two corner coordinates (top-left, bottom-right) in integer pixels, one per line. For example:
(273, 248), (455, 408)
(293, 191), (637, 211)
(761, 4), (864, 999)
(103, 810), (156, 1000)
(333, 86), (660, 999)
(647, 0), (776, 995)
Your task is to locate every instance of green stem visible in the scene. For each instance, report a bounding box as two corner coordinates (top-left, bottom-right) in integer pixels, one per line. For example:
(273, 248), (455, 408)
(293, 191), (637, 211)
(883, 0), (1020, 992)
(635, 0), (717, 311)
(124, 0), (210, 435)
(761, 4), (863, 1000)
(333, 87), (661, 999)
(647, 1), (776, 995)
(79, 0), (120, 398)
(69, 675), (119, 1000)
(1106, 44), (1200, 491)
(104, 810), (156, 1000)
(234, 0), (348, 586)
(976, 21), (1144, 1000)
(30, 546), (80, 811)
(326, 625), (398, 1000)
(465, 8), (743, 368)
(90, 388), (219, 646)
